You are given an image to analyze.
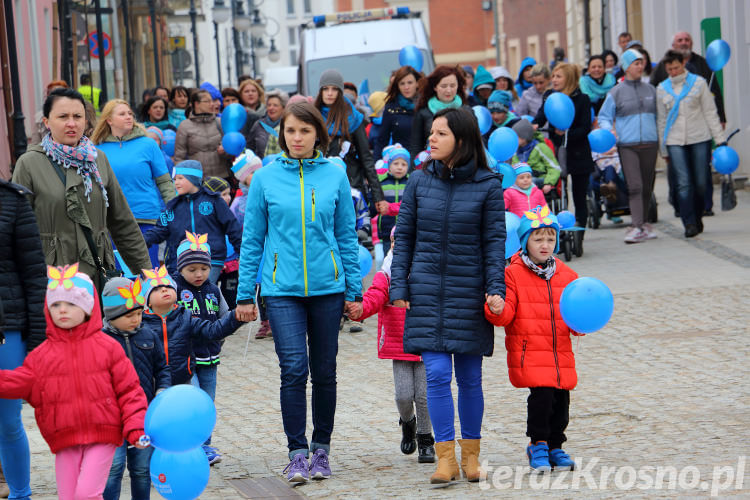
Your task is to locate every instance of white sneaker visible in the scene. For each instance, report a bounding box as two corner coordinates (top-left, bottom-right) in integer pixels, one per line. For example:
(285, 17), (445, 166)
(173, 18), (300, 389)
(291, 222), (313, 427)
(624, 227), (646, 244)
(642, 223), (658, 240)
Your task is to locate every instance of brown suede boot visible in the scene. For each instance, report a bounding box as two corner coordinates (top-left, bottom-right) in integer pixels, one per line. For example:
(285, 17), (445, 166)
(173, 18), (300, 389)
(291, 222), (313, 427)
(0, 463), (9, 499)
(458, 438), (484, 482)
(430, 441), (460, 484)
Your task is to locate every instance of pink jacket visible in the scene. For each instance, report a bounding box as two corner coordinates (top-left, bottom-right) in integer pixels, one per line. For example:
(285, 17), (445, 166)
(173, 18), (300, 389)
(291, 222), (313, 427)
(359, 271), (420, 362)
(504, 185), (548, 217)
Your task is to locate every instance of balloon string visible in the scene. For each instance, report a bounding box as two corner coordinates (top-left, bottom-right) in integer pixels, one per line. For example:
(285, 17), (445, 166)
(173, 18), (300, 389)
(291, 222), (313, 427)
(575, 335), (580, 357)
(564, 129), (568, 149)
(708, 72), (715, 90)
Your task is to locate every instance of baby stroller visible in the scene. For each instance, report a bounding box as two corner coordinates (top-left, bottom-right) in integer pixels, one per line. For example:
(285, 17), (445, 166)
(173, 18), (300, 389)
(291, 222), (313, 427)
(543, 176), (584, 262)
(587, 150), (658, 229)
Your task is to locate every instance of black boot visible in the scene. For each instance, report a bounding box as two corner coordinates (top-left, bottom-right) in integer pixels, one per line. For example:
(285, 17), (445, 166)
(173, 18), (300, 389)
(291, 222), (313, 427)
(399, 417), (417, 455)
(417, 433), (436, 463)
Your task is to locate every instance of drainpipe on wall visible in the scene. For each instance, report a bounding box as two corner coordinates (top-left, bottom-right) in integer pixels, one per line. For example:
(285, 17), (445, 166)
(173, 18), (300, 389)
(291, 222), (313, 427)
(3, 0), (27, 163)
(583, 0), (591, 60)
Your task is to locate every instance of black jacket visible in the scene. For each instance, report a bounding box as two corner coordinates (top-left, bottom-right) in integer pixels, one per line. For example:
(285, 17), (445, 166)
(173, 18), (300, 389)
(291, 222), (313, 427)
(533, 89), (595, 175)
(103, 322), (171, 402)
(0, 178), (47, 350)
(390, 160), (506, 357)
(326, 122), (385, 202)
(650, 51), (726, 123)
(373, 101), (415, 160)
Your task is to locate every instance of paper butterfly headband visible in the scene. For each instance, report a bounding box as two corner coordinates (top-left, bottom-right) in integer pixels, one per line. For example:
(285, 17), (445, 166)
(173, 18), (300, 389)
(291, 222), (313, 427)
(523, 205), (554, 229)
(102, 279), (146, 310)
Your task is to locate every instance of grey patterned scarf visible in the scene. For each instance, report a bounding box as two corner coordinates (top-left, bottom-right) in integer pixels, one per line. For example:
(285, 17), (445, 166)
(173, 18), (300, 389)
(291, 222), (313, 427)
(521, 253), (556, 280)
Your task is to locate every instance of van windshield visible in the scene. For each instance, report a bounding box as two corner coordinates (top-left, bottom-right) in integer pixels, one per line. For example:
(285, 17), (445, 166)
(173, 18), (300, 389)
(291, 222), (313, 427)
(306, 50), (432, 95)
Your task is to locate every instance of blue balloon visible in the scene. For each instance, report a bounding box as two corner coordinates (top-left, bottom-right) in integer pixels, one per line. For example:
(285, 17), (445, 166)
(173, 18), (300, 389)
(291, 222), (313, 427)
(374, 243), (384, 271)
(473, 106), (493, 135)
(705, 39), (731, 72)
(560, 277), (614, 333)
(544, 92), (575, 130)
(398, 45), (424, 71)
(557, 210), (576, 229)
(150, 447), (210, 500)
(496, 162), (516, 189)
(262, 153), (280, 166)
(713, 145), (739, 175)
(505, 211), (521, 259)
(162, 129), (176, 157)
(222, 132), (246, 157)
(145, 385), (216, 452)
(358, 245), (372, 278)
(488, 127), (519, 162)
(220, 103), (247, 133)
(588, 128), (617, 153)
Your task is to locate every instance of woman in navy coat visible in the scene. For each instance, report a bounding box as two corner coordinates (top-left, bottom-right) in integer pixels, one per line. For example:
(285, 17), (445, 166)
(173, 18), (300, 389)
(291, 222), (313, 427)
(390, 107), (506, 484)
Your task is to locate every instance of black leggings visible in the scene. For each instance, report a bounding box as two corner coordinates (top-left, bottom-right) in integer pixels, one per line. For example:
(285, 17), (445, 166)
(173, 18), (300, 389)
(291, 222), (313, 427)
(569, 173), (589, 226)
(527, 387), (570, 449)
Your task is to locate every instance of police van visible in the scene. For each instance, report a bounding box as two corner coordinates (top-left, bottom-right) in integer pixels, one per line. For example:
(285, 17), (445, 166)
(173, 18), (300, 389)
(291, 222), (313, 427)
(298, 6), (434, 95)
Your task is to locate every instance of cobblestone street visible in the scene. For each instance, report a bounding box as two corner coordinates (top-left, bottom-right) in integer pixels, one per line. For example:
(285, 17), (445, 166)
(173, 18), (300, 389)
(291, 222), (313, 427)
(22, 174), (750, 498)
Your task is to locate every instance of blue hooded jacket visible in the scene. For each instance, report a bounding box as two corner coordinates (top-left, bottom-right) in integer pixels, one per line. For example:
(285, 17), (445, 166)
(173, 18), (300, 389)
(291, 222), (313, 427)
(515, 57), (538, 96)
(174, 274), (228, 366)
(237, 152), (362, 303)
(144, 186), (243, 275)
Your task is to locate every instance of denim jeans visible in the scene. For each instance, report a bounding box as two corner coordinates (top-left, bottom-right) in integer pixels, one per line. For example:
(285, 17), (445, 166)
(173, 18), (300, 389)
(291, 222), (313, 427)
(196, 364), (218, 445)
(208, 265), (223, 284)
(0, 331), (32, 500)
(421, 351), (484, 443)
(667, 141), (711, 227)
(265, 293), (345, 459)
(103, 440), (153, 500)
(138, 223), (160, 268)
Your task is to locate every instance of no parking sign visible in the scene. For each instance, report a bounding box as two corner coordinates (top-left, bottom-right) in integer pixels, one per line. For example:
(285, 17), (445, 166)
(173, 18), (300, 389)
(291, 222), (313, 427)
(87, 31), (111, 58)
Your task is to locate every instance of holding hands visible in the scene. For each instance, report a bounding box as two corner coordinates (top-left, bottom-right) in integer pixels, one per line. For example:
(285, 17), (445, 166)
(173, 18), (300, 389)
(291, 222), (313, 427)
(486, 294), (505, 315)
(235, 303), (257, 322)
(345, 301), (363, 320)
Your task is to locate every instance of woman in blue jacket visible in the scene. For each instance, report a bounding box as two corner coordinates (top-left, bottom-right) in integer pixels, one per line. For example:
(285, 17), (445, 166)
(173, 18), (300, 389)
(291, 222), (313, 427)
(390, 107), (506, 484)
(373, 65), (422, 160)
(235, 102), (362, 483)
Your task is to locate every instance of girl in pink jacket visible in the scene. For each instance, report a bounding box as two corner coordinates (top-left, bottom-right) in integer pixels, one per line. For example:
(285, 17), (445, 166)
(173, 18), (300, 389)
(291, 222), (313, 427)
(350, 229), (435, 463)
(504, 163), (549, 217)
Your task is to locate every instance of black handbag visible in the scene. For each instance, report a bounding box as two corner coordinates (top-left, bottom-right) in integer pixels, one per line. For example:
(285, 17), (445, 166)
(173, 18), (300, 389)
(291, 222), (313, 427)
(721, 174), (737, 211)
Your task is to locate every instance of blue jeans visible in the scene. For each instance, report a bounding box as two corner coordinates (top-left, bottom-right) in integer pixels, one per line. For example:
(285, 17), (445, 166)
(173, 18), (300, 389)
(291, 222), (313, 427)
(421, 352), (484, 442)
(103, 440), (153, 500)
(138, 223), (160, 268)
(0, 331), (32, 500)
(265, 293), (345, 459)
(667, 141), (711, 227)
(208, 264), (223, 284)
(196, 364), (218, 445)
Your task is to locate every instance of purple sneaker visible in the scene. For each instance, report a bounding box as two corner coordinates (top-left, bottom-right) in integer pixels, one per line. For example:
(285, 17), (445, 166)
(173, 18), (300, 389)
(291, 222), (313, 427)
(283, 454), (309, 483)
(309, 448), (331, 480)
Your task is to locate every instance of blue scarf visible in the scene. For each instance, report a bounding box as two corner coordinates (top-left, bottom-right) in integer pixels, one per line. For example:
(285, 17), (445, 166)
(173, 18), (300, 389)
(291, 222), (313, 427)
(516, 139), (538, 163)
(427, 95), (462, 114)
(660, 72), (697, 144)
(320, 97), (364, 137)
(579, 73), (615, 102)
(397, 94), (415, 111)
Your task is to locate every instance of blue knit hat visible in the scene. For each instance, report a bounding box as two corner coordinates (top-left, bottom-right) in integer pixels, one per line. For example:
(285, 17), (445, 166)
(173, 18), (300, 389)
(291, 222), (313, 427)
(174, 160), (203, 187)
(620, 49), (643, 72)
(200, 82), (223, 106)
(518, 205), (560, 254)
(487, 90), (512, 112)
(513, 162), (533, 176)
(139, 266), (177, 307)
(473, 65), (496, 91)
(176, 232), (212, 271)
(382, 143), (410, 166)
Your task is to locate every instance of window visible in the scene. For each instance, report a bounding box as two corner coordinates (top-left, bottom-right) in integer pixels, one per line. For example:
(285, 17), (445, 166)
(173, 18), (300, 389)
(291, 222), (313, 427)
(508, 38), (521, 76)
(546, 32), (559, 64)
(288, 27), (296, 45)
(290, 49), (297, 64)
(287, 0), (295, 15)
(527, 36), (540, 63)
(304, 0), (311, 14)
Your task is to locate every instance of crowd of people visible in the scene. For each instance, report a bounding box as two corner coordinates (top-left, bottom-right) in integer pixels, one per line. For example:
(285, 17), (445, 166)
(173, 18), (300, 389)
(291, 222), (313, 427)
(0, 26), (731, 498)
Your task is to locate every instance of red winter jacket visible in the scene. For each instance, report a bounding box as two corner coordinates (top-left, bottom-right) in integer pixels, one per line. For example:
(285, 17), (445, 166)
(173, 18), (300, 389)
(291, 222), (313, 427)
(0, 294), (147, 453)
(485, 254), (581, 390)
(359, 271), (420, 362)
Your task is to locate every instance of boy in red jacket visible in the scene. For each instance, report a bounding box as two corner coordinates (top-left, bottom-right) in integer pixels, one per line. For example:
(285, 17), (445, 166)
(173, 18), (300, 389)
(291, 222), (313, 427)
(484, 206), (582, 473)
(350, 228), (436, 463)
(0, 263), (148, 499)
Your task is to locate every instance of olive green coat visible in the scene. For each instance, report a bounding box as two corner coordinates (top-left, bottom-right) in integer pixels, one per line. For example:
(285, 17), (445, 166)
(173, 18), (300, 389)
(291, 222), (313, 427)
(12, 145), (152, 289)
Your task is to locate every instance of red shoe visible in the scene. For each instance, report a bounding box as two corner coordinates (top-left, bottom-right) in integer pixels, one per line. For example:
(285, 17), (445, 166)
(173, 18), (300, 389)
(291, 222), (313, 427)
(255, 320), (273, 339)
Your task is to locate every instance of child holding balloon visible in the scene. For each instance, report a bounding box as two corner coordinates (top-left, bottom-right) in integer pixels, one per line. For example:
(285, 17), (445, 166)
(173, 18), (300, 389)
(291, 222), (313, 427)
(484, 206), (583, 473)
(143, 159), (243, 283)
(0, 264), (149, 499)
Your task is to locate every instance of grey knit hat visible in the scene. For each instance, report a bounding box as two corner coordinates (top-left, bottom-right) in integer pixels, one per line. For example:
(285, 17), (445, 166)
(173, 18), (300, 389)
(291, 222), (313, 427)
(102, 277), (145, 321)
(512, 118), (535, 142)
(319, 69), (344, 92)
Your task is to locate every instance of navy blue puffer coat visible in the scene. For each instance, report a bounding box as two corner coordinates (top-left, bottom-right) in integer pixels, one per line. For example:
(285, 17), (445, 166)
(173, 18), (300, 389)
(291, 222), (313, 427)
(390, 159), (506, 357)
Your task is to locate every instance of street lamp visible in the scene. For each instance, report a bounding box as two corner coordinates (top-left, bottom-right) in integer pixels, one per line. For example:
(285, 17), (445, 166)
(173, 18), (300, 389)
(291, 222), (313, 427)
(250, 9), (266, 37)
(234, 1), (251, 31)
(212, 0), (232, 23)
(268, 38), (281, 63)
(254, 37), (269, 59)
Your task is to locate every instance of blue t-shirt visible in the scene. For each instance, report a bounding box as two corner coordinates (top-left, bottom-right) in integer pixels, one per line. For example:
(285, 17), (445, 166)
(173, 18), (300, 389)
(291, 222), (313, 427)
(98, 136), (169, 220)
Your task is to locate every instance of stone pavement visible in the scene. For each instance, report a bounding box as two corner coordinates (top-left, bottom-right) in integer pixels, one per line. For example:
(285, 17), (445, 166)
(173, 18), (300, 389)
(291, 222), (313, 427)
(21, 172), (750, 498)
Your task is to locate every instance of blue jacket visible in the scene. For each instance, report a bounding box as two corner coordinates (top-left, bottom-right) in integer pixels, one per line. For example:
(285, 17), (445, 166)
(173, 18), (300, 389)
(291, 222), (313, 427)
(376, 171), (408, 241)
(390, 160), (506, 357)
(144, 187), (243, 274)
(102, 322), (171, 402)
(374, 101), (415, 160)
(97, 135), (169, 221)
(515, 57), (537, 96)
(175, 274), (228, 365)
(141, 305), (242, 385)
(597, 79), (658, 146)
(237, 152), (361, 303)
